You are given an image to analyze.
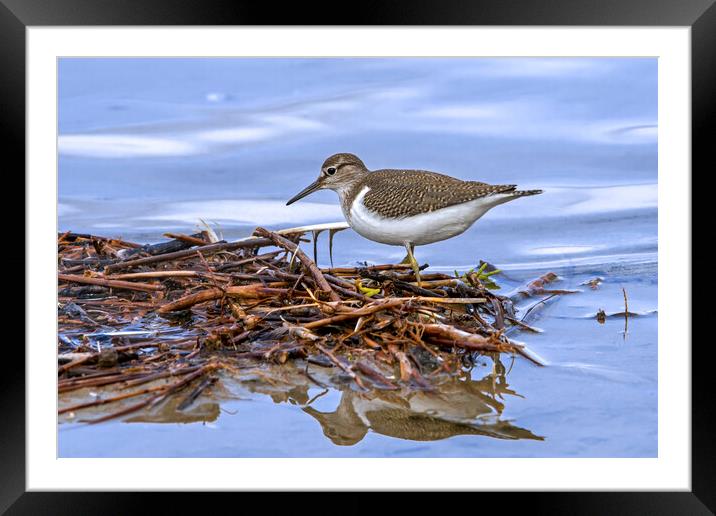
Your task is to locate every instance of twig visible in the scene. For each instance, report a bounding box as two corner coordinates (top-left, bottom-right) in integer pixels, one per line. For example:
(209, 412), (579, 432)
(303, 299), (406, 329)
(622, 287), (629, 338)
(420, 323), (544, 366)
(315, 343), (366, 389)
(157, 285), (291, 313)
(58, 273), (163, 293)
(163, 233), (210, 246)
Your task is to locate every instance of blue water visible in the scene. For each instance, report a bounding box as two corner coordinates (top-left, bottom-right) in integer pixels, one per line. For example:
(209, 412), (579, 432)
(58, 58), (657, 457)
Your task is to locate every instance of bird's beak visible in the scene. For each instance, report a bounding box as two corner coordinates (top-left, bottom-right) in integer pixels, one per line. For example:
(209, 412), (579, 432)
(286, 179), (322, 205)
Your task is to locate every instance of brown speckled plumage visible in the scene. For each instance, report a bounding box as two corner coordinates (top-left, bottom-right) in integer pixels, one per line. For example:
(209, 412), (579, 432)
(348, 169), (532, 219)
(322, 153), (367, 170)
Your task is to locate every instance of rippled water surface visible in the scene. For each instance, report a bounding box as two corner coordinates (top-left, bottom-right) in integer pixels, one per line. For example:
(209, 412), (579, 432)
(58, 58), (657, 457)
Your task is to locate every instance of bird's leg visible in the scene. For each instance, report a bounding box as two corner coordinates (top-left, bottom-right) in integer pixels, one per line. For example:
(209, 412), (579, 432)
(403, 242), (421, 286)
(311, 229), (324, 265)
(328, 228), (340, 269)
(399, 243), (415, 264)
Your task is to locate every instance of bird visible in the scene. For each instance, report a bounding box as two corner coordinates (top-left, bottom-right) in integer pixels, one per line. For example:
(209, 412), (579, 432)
(286, 153), (542, 285)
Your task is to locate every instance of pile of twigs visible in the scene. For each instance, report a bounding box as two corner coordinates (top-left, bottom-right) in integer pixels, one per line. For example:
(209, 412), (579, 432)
(58, 226), (567, 423)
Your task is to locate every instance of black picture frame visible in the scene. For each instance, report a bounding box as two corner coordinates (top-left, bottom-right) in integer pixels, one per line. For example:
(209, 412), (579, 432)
(3, 0), (711, 513)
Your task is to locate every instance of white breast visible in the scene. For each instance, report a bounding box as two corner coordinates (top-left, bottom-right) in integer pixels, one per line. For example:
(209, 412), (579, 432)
(346, 186), (511, 246)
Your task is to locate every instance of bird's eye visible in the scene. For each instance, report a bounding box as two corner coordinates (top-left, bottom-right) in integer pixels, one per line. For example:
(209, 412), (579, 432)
(326, 167), (337, 176)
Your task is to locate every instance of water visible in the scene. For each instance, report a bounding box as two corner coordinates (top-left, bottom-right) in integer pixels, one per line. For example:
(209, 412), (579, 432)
(57, 57), (657, 457)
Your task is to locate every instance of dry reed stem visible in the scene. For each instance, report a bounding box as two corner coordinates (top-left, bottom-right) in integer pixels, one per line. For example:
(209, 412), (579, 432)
(157, 285), (291, 313)
(303, 299), (406, 329)
(58, 273), (163, 293)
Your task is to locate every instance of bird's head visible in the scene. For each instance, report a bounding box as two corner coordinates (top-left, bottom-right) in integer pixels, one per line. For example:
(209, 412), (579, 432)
(286, 153), (368, 205)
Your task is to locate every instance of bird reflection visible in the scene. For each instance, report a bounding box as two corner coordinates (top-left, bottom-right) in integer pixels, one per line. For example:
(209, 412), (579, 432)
(302, 362), (543, 446)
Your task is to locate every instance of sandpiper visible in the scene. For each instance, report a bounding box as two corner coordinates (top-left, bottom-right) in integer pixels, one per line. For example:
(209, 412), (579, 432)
(286, 153), (542, 284)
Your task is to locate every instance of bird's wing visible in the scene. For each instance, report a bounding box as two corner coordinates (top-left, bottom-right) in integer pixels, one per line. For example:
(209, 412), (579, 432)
(362, 169), (516, 219)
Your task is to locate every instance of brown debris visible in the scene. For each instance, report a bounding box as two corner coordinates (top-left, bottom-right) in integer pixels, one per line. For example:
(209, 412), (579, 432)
(509, 271), (579, 302)
(57, 227), (566, 423)
(254, 227), (341, 302)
